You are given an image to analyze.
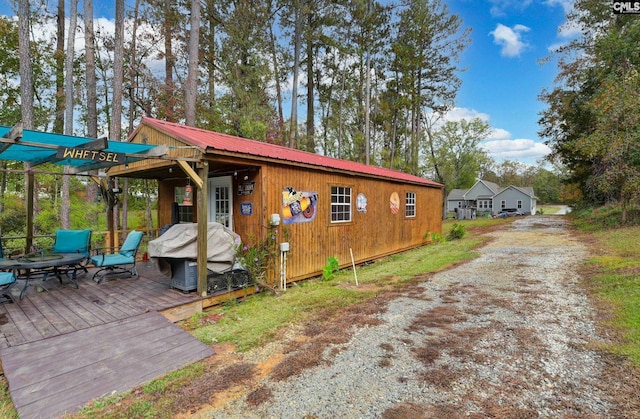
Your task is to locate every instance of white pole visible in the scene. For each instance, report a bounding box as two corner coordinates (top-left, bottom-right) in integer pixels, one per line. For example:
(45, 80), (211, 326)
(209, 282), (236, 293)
(283, 251), (287, 290)
(280, 251), (284, 290)
(350, 248), (358, 286)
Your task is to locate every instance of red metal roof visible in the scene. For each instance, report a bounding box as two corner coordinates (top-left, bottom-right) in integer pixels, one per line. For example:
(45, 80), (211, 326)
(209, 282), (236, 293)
(140, 117), (442, 188)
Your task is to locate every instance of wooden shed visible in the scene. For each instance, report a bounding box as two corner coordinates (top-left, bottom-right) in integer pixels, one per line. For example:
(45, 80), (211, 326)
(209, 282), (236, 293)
(109, 117), (443, 293)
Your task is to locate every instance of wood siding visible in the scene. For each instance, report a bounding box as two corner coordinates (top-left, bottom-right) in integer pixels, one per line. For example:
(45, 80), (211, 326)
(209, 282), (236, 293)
(114, 126), (443, 287)
(260, 162), (442, 282)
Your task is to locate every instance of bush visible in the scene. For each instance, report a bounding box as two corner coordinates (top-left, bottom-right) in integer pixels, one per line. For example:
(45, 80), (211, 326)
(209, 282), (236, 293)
(446, 223), (466, 241)
(322, 256), (339, 280)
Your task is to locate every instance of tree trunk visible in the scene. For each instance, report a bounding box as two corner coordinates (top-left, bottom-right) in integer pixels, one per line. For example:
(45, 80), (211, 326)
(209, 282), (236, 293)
(163, 0), (176, 121)
(111, 0), (125, 232)
(269, 19), (285, 142)
(289, 3), (301, 149)
(185, 0), (200, 126)
(305, 9), (314, 151)
(84, 0), (99, 209)
(54, 0), (65, 134)
(62, 0), (78, 230)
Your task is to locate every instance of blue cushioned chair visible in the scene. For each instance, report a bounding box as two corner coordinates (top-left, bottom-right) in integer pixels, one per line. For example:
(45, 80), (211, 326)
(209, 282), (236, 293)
(0, 238), (16, 303)
(90, 230), (144, 283)
(53, 229), (92, 275)
(0, 271), (16, 303)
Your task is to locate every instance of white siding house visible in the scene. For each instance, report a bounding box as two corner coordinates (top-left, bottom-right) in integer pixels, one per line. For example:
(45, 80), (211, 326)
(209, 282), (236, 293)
(493, 186), (537, 215)
(446, 180), (537, 216)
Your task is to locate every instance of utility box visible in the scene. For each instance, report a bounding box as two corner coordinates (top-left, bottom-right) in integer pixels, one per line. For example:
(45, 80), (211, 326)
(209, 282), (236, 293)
(168, 259), (198, 292)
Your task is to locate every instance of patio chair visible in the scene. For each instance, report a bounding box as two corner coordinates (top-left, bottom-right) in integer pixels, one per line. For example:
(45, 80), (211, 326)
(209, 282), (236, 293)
(90, 230), (144, 283)
(0, 271), (16, 303)
(52, 229), (92, 275)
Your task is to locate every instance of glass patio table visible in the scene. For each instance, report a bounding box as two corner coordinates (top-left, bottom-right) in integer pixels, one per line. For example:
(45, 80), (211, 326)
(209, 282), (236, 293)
(0, 252), (86, 300)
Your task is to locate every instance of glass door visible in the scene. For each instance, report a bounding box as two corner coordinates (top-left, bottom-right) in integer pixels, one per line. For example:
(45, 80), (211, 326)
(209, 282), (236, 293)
(208, 176), (233, 229)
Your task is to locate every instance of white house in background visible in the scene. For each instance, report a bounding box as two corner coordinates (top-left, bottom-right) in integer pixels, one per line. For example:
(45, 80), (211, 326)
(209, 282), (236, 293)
(446, 179), (537, 216)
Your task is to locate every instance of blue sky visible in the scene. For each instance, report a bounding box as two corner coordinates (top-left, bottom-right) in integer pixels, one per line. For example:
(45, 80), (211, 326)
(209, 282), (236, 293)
(446, 0), (576, 166)
(0, 0), (575, 166)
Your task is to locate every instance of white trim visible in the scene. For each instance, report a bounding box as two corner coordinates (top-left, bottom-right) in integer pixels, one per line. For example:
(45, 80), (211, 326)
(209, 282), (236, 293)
(208, 176), (233, 230)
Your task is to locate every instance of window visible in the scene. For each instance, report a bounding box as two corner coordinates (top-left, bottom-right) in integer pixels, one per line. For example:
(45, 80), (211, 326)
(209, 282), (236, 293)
(517, 200), (523, 209)
(405, 192), (416, 217)
(331, 186), (352, 222)
(175, 186), (194, 222)
(501, 200), (506, 209)
(479, 200), (490, 209)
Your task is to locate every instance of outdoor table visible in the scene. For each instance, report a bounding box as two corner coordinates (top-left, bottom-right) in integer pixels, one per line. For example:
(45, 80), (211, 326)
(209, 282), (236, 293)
(0, 253), (86, 300)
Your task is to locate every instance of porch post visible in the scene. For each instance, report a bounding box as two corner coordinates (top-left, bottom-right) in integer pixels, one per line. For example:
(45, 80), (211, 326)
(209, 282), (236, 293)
(197, 161), (209, 297)
(25, 169), (34, 253)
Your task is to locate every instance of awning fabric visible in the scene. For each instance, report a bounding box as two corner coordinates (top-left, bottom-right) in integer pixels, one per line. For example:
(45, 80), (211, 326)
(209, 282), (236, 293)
(0, 125), (161, 173)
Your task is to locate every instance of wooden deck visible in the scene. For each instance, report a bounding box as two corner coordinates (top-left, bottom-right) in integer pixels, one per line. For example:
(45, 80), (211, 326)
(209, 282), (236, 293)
(0, 263), (216, 418)
(0, 262), (198, 348)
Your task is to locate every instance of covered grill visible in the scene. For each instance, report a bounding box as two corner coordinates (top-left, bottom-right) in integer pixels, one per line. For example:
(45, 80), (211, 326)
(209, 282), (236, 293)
(148, 222), (240, 291)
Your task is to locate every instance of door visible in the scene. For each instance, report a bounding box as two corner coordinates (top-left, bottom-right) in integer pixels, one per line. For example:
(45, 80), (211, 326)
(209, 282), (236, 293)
(208, 176), (233, 229)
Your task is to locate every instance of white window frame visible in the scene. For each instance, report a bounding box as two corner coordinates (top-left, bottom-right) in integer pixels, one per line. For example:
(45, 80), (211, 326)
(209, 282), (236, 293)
(501, 200), (506, 209)
(405, 192), (416, 218)
(517, 200), (523, 209)
(330, 186), (352, 223)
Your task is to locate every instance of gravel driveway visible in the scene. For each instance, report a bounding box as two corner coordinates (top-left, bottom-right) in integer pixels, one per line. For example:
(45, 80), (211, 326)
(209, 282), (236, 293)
(193, 216), (639, 418)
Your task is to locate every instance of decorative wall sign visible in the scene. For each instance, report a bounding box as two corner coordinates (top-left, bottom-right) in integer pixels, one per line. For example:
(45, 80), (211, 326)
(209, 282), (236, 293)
(356, 193), (368, 213)
(390, 192), (400, 214)
(282, 186), (318, 224)
(56, 147), (124, 163)
(240, 202), (253, 216)
(237, 181), (255, 195)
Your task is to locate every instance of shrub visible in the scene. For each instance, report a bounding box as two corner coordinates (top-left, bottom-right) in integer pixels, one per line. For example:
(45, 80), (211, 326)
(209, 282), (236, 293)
(446, 223), (466, 241)
(322, 256), (339, 280)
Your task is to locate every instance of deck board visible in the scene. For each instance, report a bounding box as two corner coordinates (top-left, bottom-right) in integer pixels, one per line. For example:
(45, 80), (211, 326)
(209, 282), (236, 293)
(1, 311), (214, 418)
(0, 264), (209, 418)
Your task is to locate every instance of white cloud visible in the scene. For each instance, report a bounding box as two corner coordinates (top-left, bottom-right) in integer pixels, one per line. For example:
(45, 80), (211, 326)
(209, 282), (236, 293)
(544, 0), (574, 14)
(443, 107), (490, 123)
(489, 0), (533, 17)
(490, 23), (531, 58)
(437, 107), (550, 164)
(482, 138), (551, 162)
(487, 128), (511, 141)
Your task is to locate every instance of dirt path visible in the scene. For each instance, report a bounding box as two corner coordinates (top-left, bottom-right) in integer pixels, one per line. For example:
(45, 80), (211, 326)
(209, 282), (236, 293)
(188, 216), (640, 418)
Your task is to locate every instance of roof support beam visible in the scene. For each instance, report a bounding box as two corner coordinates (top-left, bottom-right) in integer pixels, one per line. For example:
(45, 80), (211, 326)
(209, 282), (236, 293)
(177, 160), (203, 189)
(0, 123), (23, 153)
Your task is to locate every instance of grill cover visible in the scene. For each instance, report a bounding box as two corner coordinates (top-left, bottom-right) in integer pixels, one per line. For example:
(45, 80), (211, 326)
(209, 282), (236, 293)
(148, 222), (240, 276)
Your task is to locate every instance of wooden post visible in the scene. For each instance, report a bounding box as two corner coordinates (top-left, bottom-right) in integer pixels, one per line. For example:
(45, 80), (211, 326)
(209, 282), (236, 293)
(197, 161), (209, 297)
(25, 170), (34, 253)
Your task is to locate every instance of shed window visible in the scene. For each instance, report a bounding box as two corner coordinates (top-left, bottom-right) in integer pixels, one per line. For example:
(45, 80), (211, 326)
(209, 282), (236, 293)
(517, 200), (523, 209)
(405, 192), (416, 217)
(501, 200), (506, 209)
(175, 186), (194, 222)
(331, 186), (352, 223)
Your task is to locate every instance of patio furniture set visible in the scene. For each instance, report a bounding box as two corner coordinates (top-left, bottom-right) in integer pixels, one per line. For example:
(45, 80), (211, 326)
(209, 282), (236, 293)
(0, 229), (144, 303)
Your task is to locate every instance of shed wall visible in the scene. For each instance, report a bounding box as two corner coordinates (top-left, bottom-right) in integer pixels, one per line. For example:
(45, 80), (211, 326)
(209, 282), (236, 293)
(259, 163), (442, 282)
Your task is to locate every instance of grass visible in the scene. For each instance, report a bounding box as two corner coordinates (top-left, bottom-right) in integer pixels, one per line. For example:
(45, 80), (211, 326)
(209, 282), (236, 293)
(580, 223), (640, 365)
(188, 219), (487, 353)
(538, 204), (563, 214)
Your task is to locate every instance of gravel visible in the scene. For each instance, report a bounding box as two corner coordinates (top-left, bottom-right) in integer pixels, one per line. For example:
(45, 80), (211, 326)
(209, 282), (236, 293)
(194, 216), (628, 418)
